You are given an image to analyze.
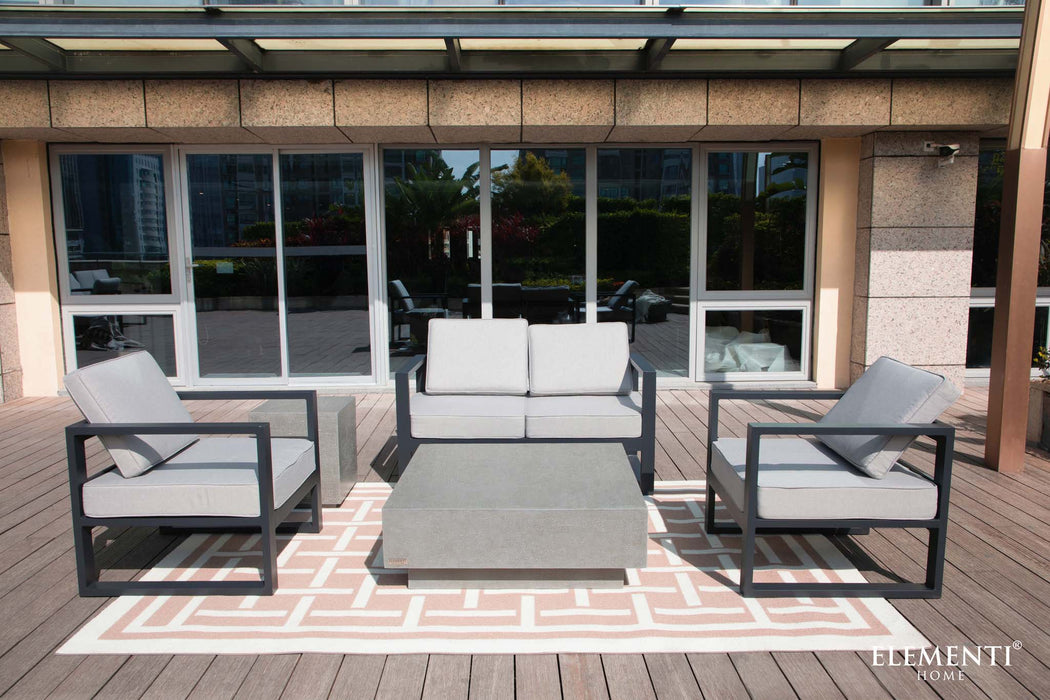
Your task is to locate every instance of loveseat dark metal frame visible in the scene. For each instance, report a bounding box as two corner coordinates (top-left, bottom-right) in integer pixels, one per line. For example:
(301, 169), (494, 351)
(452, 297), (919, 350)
(395, 352), (657, 494)
(705, 389), (954, 599)
(66, 390), (323, 597)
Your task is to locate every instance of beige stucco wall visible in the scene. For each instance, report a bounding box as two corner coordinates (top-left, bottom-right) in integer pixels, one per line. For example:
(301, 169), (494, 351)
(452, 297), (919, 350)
(813, 138), (861, 389)
(2, 141), (62, 397)
(0, 145), (18, 401)
(852, 132), (980, 389)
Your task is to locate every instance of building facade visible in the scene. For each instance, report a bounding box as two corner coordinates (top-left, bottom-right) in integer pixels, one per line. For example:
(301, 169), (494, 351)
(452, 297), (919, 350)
(0, 5), (1031, 398)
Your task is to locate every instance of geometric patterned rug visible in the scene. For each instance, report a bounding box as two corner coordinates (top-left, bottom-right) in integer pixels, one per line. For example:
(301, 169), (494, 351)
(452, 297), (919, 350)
(59, 481), (928, 655)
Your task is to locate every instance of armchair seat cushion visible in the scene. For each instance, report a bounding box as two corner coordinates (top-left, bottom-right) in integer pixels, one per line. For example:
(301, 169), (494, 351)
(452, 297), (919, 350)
(82, 437), (316, 518)
(410, 394), (525, 439)
(525, 394), (643, 438)
(710, 438), (937, 520)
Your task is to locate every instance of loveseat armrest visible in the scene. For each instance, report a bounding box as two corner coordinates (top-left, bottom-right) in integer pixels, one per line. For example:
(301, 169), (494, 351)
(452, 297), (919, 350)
(708, 388), (845, 444)
(66, 419), (282, 519)
(739, 420), (955, 522)
(630, 352), (657, 493)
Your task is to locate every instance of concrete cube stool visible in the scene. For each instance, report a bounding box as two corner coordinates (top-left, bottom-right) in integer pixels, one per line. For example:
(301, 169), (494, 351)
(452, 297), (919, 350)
(382, 442), (648, 589)
(251, 396), (356, 506)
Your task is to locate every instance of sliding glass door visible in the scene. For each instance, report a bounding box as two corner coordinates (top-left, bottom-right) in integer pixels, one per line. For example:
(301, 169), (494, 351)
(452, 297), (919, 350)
(183, 147), (379, 384)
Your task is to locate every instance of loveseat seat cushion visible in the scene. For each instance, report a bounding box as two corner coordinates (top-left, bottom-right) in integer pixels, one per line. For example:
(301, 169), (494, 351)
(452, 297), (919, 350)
(81, 437), (315, 518)
(425, 318), (529, 395)
(710, 438), (937, 520)
(528, 322), (632, 396)
(64, 351), (198, 478)
(411, 394), (526, 439)
(525, 393), (642, 438)
(818, 356), (960, 479)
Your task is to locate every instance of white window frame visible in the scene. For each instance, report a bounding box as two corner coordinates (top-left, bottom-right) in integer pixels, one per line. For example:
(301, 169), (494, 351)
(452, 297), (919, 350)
(178, 144), (381, 387)
(694, 143), (818, 382)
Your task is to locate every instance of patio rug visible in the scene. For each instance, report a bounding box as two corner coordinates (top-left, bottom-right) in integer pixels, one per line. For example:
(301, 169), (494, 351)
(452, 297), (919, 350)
(59, 481), (928, 655)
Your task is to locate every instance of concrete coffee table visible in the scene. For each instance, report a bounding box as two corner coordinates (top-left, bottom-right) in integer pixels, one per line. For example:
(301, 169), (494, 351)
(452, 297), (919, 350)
(382, 443), (648, 589)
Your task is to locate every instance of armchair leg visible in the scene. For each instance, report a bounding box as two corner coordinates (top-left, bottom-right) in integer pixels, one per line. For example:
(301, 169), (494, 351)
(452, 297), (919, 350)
(260, 525), (278, 596)
(704, 480), (742, 535)
(306, 483), (323, 535)
(74, 525), (99, 596)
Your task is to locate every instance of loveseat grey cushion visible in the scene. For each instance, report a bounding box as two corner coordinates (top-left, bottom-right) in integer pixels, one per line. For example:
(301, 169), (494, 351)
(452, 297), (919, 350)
(64, 351), (198, 478)
(411, 394), (526, 438)
(81, 437), (315, 518)
(525, 393), (642, 438)
(425, 318), (530, 395)
(528, 322), (632, 396)
(818, 356), (960, 479)
(710, 438), (937, 520)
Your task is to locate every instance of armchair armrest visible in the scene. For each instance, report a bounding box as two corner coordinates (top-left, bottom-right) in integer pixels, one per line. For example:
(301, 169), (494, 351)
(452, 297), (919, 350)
(177, 389), (319, 444)
(708, 388), (845, 444)
(402, 293), (448, 309)
(65, 419), (281, 517)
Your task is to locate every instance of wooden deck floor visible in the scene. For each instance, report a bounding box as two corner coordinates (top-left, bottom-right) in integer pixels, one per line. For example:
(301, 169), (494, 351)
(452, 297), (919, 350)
(1, 387), (1049, 699)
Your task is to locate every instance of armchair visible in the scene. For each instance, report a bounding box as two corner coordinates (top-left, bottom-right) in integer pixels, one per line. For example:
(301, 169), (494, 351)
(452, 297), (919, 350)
(388, 279), (449, 344)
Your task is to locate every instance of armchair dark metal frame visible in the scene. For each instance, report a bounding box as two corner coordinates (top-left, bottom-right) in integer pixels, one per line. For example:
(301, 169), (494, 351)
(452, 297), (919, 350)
(388, 282), (449, 343)
(66, 390), (323, 597)
(705, 389), (954, 599)
(395, 352), (658, 494)
(574, 288), (638, 341)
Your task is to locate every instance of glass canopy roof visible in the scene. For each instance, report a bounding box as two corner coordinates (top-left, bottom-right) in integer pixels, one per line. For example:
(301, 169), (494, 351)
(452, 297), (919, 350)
(0, 6), (1023, 77)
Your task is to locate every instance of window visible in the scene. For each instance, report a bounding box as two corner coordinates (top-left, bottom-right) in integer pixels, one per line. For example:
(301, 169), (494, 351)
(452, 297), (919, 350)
(699, 147), (815, 379)
(71, 314), (177, 376)
(966, 143), (1050, 373)
(597, 148), (692, 376)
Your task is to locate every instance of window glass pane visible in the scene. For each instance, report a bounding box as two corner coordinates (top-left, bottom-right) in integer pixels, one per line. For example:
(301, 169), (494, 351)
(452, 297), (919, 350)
(704, 309), (803, 374)
(59, 153), (171, 296)
(384, 149), (479, 367)
(491, 148), (586, 324)
(965, 306), (1048, 368)
(706, 151), (809, 291)
(72, 316), (176, 377)
(187, 154), (281, 378)
(280, 153), (371, 377)
(597, 148), (691, 376)
(971, 146), (1050, 288)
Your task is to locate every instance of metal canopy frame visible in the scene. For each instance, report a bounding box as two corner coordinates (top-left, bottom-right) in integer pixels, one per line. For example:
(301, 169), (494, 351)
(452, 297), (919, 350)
(0, 6), (1024, 78)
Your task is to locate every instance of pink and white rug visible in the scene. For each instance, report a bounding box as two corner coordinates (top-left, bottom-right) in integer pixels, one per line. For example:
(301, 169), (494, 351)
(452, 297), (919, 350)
(59, 481), (928, 655)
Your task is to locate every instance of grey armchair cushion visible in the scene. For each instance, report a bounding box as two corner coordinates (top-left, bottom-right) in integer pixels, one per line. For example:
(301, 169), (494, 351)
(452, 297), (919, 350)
(818, 356), (960, 479)
(389, 279), (414, 311)
(525, 393), (642, 438)
(425, 318), (530, 395)
(710, 438), (937, 520)
(63, 351), (198, 478)
(410, 394), (525, 438)
(528, 322), (632, 396)
(82, 437), (315, 518)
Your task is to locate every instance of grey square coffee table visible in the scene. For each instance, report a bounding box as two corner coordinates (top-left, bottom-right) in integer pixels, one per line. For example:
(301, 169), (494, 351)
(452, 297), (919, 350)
(382, 443), (648, 589)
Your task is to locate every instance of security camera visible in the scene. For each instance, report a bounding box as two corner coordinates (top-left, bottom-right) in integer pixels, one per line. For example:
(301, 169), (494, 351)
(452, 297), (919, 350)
(924, 142), (961, 167)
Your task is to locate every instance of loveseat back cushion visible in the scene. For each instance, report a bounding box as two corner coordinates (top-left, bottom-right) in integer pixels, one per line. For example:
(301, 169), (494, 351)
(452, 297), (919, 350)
(528, 322), (632, 396)
(425, 318), (530, 395)
(64, 351), (198, 478)
(818, 356), (960, 479)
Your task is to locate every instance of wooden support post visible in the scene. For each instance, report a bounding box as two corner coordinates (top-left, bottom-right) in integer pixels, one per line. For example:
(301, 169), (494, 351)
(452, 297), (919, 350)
(985, 0), (1050, 473)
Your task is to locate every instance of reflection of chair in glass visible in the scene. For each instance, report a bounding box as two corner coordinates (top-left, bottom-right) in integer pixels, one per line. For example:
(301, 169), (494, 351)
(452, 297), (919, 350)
(76, 315), (145, 352)
(581, 280), (638, 341)
(388, 280), (449, 345)
(521, 285), (574, 324)
(72, 269), (121, 295)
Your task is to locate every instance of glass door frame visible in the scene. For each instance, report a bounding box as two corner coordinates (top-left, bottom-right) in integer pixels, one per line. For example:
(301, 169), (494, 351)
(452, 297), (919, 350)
(176, 144), (382, 387)
(694, 142), (819, 383)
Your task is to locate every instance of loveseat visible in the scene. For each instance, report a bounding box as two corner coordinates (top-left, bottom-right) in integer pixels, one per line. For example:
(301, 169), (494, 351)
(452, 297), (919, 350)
(395, 318), (656, 493)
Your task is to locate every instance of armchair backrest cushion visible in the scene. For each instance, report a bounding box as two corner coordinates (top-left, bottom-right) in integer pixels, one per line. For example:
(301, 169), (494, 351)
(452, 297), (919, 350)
(425, 318), (530, 395)
(389, 279), (414, 311)
(607, 280), (638, 311)
(64, 351), (198, 478)
(528, 322), (632, 396)
(818, 356), (960, 479)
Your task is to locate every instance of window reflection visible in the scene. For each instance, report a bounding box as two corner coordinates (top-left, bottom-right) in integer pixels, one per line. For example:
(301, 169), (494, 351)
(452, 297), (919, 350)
(59, 153), (171, 296)
(597, 148), (691, 375)
(704, 309), (803, 374)
(490, 148), (586, 324)
(384, 149), (479, 367)
(73, 315), (177, 377)
(706, 151), (809, 291)
(280, 153), (371, 377)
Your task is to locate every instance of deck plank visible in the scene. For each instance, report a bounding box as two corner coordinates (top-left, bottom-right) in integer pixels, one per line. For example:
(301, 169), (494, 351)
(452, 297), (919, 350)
(601, 654), (656, 700)
(467, 655), (514, 700)
(516, 655), (562, 700)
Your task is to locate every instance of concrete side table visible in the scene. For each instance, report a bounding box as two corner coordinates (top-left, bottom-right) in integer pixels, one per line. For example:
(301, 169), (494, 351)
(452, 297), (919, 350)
(250, 396), (357, 506)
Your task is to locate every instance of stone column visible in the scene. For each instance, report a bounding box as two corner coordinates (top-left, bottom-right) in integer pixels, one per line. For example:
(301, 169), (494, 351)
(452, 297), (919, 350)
(0, 146), (20, 401)
(852, 132), (980, 389)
